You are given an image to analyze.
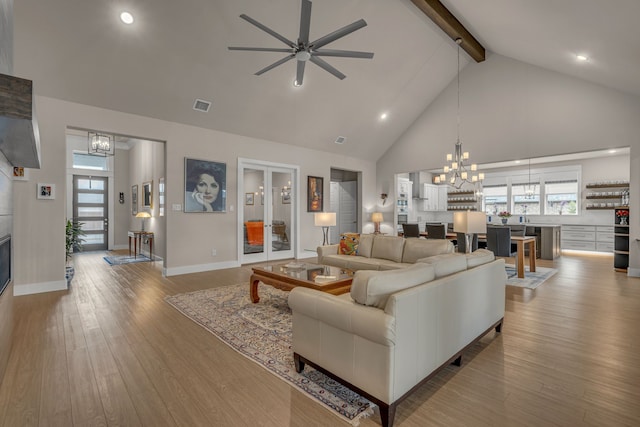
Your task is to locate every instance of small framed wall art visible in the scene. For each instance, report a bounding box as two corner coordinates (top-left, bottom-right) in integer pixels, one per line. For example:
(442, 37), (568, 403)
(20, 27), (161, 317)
(307, 176), (323, 212)
(37, 183), (55, 200)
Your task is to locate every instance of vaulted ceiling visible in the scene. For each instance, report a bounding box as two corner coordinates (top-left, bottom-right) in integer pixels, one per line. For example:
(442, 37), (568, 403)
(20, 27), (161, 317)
(12, 0), (640, 162)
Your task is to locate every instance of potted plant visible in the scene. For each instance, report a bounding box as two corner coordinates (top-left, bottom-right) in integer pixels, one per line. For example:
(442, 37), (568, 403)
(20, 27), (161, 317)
(498, 211), (511, 225)
(65, 219), (85, 284)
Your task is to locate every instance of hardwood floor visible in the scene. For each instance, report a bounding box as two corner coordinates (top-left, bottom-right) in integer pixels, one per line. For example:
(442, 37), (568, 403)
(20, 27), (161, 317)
(0, 251), (639, 426)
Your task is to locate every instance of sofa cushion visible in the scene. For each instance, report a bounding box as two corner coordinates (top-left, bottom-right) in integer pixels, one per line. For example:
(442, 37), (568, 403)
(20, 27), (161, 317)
(339, 233), (360, 255)
(417, 253), (467, 278)
(371, 236), (405, 263)
(401, 238), (454, 264)
(346, 257), (382, 271)
(320, 254), (351, 269)
(377, 261), (413, 270)
(358, 234), (375, 258)
(465, 249), (495, 268)
(350, 263), (435, 309)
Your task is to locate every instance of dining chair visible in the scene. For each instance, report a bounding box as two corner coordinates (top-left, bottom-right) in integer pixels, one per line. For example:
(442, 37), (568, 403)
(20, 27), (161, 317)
(486, 226), (515, 258)
(426, 224), (446, 239)
(402, 223), (421, 238)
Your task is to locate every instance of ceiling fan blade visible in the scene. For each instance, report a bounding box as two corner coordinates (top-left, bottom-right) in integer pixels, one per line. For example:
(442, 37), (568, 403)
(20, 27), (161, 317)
(296, 60), (306, 86)
(240, 14), (296, 48)
(309, 56), (346, 80)
(312, 49), (374, 59)
(310, 19), (368, 50)
(254, 54), (295, 76)
(228, 47), (293, 53)
(298, 0), (312, 44)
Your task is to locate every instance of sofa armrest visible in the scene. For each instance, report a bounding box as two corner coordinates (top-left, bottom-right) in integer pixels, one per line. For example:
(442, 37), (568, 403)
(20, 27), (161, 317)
(288, 287), (395, 347)
(316, 244), (339, 263)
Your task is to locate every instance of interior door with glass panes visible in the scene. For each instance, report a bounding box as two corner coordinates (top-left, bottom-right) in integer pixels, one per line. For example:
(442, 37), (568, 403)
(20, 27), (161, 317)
(73, 175), (108, 251)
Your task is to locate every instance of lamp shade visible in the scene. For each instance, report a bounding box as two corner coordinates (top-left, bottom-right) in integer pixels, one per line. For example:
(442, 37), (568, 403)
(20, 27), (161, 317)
(135, 212), (151, 219)
(453, 211), (486, 234)
(314, 212), (336, 227)
(371, 212), (383, 223)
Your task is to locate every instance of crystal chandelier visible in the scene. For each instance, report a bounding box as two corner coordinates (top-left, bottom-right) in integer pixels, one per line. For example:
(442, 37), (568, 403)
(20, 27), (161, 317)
(434, 39), (484, 189)
(88, 131), (115, 156)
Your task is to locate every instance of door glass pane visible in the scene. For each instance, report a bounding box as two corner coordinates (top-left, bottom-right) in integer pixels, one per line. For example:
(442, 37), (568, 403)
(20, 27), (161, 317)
(76, 178), (105, 190)
(77, 193), (104, 204)
(78, 207), (104, 217)
(272, 171), (292, 252)
(81, 220), (104, 231)
(244, 168), (265, 255)
(81, 234), (104, 244)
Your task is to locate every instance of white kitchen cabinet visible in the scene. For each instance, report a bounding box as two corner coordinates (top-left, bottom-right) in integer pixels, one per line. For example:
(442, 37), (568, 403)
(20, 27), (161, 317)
(421, 184), (446, 211)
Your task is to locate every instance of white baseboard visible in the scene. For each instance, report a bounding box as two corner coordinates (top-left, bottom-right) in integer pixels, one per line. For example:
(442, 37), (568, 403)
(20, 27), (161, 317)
(163, 260), (240, 277)
(14, 279), (67, 296)
(627, 267), (640, 277)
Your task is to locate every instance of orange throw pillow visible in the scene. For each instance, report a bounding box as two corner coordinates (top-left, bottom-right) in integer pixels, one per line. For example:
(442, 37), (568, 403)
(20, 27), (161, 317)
(339, 233), (360, 255)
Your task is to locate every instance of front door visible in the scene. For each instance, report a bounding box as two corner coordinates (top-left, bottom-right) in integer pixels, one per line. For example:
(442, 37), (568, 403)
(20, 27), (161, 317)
(73, 175), (109, 251)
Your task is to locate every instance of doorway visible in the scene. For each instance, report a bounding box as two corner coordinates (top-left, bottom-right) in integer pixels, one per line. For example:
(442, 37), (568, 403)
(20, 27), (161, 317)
(329, 168), (360, 244)
(239, 159), (299, 264)
(73, 175), (109, 251)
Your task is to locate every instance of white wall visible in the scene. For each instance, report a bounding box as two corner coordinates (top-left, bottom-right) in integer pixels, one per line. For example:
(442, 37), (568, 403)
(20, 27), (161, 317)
(12, 96), (376, 289)
(114, 148), (130, 248)
(378, 53), (640, 274)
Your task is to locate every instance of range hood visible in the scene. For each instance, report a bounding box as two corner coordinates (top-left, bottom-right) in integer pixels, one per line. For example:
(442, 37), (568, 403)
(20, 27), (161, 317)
(0, 73), (41, 168)
(410, 172), (423, 199)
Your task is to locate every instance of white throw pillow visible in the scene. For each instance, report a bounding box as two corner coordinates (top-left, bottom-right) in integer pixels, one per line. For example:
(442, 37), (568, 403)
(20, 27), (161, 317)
(350, 263), (435, 309)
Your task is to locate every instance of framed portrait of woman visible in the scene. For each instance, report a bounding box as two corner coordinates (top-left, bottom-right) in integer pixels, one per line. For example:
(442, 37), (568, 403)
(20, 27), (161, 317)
(184, 158), (227, 213)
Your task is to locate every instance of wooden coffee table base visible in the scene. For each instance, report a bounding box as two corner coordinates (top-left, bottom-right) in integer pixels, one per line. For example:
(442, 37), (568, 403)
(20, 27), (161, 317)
(250, 265), (353, 303)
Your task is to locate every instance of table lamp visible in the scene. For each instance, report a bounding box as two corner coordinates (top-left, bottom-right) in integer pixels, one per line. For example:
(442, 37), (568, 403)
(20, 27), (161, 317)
(135, 211), (151, 231)
(371, 212), (383, 234)
(314, 212), (336, 246)
(453, 211), (486, 253)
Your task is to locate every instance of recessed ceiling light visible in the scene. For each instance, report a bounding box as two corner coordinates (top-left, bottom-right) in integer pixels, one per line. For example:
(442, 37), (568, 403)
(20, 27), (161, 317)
(515, 160), (521, 164)
(380, 112), (388, 120)
(120, 11), (134, 24)
(576, 54), (589, 62)
(608, 149), (617, 154)
(293, 80), (301, 87)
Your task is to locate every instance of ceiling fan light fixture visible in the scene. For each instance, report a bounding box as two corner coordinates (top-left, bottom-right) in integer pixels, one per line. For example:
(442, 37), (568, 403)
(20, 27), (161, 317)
(296, 51), (311, 61)
(293, 80), (301, 87)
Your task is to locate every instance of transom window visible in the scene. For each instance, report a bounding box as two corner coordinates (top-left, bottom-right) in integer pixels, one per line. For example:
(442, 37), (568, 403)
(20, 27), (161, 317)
(72, 152), (108, 171)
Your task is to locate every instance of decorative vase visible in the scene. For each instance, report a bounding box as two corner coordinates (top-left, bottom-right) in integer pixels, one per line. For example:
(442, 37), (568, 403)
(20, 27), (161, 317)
(65, 266), (75, 285)
(620, 216), (628, 225)
(501, 218), (508, 225)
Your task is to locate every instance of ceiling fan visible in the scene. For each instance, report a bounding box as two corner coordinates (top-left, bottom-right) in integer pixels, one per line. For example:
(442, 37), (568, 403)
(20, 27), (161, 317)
(228, 0), (374, 86)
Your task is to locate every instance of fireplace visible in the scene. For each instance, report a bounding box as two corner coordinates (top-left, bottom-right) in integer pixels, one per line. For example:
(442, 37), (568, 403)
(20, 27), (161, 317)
(0, 235), (10, 296)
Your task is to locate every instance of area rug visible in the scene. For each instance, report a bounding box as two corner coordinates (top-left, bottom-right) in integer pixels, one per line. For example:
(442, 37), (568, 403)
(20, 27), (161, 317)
(505, 264), (558, 289)
(103, 254), (151, 265)
(165, 284), (374, 425)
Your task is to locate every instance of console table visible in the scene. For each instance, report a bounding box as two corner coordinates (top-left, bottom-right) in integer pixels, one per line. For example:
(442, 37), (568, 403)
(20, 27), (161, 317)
(128, 231), (154, 259)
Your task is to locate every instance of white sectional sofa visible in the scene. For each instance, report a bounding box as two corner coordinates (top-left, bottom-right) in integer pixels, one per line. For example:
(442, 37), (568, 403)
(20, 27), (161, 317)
(288, 249), (506, 427)
(317, 234), (455, 271)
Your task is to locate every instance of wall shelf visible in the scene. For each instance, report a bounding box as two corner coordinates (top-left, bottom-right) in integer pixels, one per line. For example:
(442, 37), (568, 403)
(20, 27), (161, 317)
(613, 207), (630, 271)
(586, 183), (629, 189)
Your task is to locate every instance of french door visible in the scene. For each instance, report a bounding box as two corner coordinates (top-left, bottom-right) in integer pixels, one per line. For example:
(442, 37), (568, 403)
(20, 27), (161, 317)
(73, 175), (108, 251)
(239, 160), (297, 264)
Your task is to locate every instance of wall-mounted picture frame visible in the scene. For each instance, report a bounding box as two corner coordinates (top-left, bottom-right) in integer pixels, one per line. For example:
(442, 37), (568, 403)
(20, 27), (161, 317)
(132, 185), (138, 215)
(143, 180), (153, 209)
(307, 176), (323, 212)
(245, 193), (254, 205)
(282, 188), (291, 204)
(12, 166), (28, 181)
(158, 177), (165, 217)
(37, 183), (55, 200)
(184, 158), (227, 213)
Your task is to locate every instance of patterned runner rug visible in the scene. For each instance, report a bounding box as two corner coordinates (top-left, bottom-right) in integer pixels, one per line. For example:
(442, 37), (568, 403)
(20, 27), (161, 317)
(505, 265), (558, 289)
(165, 284), (374, 425)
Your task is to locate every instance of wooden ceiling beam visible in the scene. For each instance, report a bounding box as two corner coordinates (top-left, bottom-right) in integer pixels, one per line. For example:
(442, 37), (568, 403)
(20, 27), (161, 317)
(411, 0), (485, 62)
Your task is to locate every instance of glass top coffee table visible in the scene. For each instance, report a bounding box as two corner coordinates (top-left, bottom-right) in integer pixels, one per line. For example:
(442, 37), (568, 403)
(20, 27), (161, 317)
(250, 262), (354, 303)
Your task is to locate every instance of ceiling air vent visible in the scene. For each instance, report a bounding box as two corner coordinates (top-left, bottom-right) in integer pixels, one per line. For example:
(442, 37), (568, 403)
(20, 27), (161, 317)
(335, 136), (346, 144)
(193, 99), (211, 113)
